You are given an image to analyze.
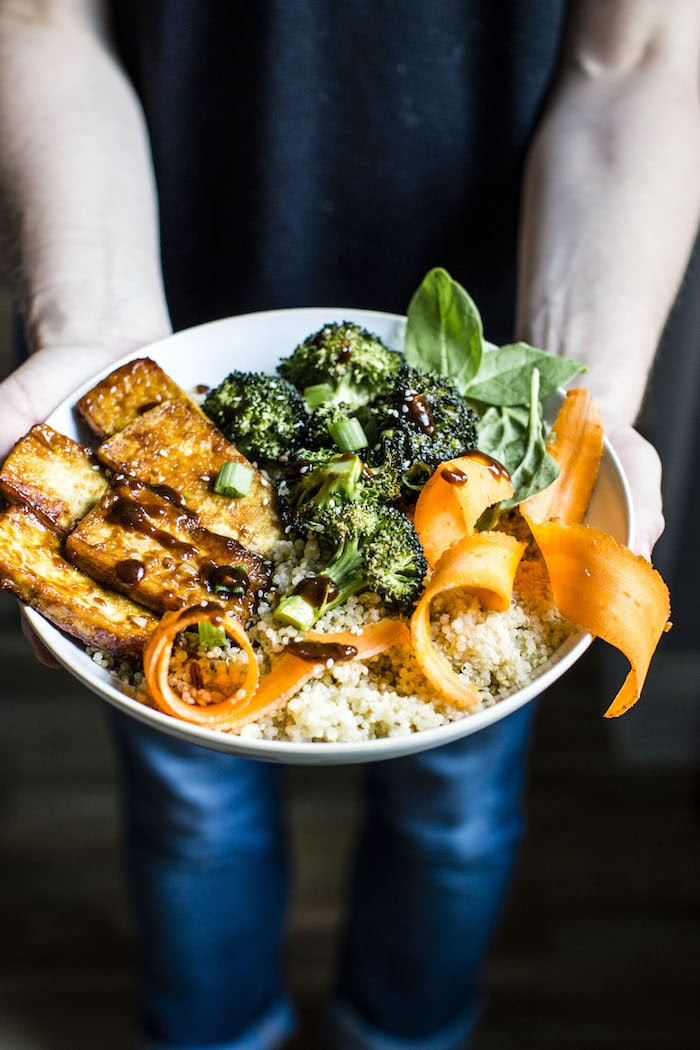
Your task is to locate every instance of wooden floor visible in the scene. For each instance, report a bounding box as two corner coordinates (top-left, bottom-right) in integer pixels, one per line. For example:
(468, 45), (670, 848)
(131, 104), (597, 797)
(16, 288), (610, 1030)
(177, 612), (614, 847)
(0, 590), (698, 1050)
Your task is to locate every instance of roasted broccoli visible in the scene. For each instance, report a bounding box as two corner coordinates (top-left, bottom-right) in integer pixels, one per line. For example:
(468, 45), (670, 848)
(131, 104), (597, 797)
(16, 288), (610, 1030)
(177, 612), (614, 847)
(367, 365), (479, 485)
(277, 322), (402, 410)
(279, 453), (367, 522)
(202, 371), (308, 462)
(278, 450), (404, 527)
(274, 501), (427, 630)
(305, 401), (369, 454)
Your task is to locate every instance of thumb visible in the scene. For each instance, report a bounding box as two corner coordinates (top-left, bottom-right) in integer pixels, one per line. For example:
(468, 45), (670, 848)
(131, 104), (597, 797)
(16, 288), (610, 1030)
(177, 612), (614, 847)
(0, 342), (134, 461)
(20, 608), (60, 668)
(605, 421), (664, 561)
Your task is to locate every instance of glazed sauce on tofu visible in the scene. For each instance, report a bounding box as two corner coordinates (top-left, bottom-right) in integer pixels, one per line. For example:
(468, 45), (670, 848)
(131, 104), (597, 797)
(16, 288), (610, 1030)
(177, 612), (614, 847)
(107, 495), (199, 558)
(196, 562), (249, 596)
(150, 483), (195, 514)
(115, 558), (146, 585)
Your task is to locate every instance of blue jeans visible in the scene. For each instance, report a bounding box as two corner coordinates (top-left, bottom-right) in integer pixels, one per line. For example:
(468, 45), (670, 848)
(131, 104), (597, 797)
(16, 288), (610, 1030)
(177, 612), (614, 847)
(110, 705), (535, 1050)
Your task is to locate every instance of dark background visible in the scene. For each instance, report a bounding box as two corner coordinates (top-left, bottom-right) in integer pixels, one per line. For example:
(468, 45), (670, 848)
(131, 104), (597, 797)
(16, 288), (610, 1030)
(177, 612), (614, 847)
(0, 255), (698, 1047)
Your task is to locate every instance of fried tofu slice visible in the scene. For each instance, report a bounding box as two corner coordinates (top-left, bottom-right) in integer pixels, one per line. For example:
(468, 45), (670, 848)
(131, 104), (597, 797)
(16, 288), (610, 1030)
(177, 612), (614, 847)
(0, 504), (157, 658)
(76, 357), (192, 439)
(0, 423), (109, 535)
(65, 475), (271, 620)
(97, 400), (282, 553)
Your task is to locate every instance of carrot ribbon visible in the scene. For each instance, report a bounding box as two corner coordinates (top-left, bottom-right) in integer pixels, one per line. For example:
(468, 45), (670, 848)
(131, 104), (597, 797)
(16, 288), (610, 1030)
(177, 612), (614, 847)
(143, 609), (410, 731)
(524, 517), (671, 717)
(413, 452), (513, 568)
(410, 531), (526, 711)
(521, 388), (604, 526)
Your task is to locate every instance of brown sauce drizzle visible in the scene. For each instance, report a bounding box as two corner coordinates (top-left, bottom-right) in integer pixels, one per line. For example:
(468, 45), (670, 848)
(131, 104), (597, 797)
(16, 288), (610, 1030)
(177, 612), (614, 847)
(441, 451), (510, 485)
(107, 496), (199, 557)
(440, 466), (469, 486)
(291, 575), (339, 607)
(151, 483), (190, 509)
(399, 391), (434, 433)
(115, 559), (146, 586)
(465, 450), (511, 482)
(287, 640), (358, 663)
(136, 400), (162, 415)
(196, 562), (249, 596)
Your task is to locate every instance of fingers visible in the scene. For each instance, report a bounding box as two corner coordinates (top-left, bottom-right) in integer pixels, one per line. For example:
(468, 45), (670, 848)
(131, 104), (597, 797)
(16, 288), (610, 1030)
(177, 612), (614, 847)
(605, 421), (664, 560)
(0, 340), (165, 461)
(20, 608), (60, 668)
(0, 346), (109, 461)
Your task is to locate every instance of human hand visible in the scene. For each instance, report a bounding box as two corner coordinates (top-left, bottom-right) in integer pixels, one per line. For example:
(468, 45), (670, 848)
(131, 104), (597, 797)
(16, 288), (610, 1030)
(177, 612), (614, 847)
(604, 418), (664, 562)
(1, 331), (171, 665)
(0, 341), (151, 462)
(0, 345), (126, 666)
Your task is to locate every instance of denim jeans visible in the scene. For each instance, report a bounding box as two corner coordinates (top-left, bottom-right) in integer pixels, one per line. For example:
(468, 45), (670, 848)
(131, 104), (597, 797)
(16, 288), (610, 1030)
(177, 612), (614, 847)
(110, 704), (535, 1050)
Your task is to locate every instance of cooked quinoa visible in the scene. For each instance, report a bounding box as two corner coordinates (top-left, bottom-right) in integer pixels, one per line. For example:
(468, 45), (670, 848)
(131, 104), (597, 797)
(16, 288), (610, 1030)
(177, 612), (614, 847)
(95, 516), (573, 743)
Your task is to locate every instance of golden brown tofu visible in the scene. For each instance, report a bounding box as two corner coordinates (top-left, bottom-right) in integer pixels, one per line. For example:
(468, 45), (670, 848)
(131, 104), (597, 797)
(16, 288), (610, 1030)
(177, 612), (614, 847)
(97, 400), (282, 553)
(76, 357), (192, 439)
(65, 475), (271, 619)
(0, 423), (109, 535)
(0, 504), (157, 658)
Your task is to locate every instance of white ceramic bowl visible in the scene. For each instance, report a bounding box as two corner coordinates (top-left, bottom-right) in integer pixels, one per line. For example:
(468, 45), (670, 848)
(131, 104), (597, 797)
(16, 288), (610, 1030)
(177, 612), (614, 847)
(25, 308), (632, 764)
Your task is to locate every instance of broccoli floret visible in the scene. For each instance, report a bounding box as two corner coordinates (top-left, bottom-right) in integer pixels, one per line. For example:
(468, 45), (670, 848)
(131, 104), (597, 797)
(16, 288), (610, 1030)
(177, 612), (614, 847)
(362, 505), (428, 605)
(367, 365), (479, 486)
(278, 451), (398, 524)
(278, 453), (366, 520)
(296, 499), (380, 548)
(203, 371), (308, 462)
(306, 401), (369, 452)
(362, 460), (404, 504)
(274, 502), (426, 630)
(277, 322), (402, 410)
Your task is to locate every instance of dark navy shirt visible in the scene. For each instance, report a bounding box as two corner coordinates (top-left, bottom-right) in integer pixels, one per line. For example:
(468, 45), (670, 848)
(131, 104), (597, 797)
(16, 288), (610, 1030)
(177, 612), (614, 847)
(110, 1), (567, 341)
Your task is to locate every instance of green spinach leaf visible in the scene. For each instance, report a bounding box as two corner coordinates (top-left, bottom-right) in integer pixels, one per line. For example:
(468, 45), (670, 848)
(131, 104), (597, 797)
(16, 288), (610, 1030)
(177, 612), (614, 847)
(477, 369), (560, 508)
(404, 267), (482, 390)
(476, 404), (530, 460)
(464, 342), (586, 405)
(402, 268), (581, 511)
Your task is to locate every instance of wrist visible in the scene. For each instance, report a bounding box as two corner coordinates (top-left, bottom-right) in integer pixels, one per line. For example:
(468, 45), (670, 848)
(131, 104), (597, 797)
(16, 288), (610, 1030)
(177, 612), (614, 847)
(516, 308), (649, 429)
(24, 282), (172, 358)
(19, 233), (171, 356)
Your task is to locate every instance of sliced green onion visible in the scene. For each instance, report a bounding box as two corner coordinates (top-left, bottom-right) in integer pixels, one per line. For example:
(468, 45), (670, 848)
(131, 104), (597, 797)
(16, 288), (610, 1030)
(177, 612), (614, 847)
(304, 382), (335, 409)
(324, 454), (362, 476)
(213, 565), (249, 599)
(214, 461), (254, 498)
(328, 416), (368, 452)
(198, 620), (227, 648)
(273, 594), (317, 631)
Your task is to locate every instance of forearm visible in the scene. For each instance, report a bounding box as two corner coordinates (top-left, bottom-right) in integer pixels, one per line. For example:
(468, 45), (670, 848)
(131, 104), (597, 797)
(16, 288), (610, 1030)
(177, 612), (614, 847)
(0, 0), (170, 354)
(516, 1), (700, 426)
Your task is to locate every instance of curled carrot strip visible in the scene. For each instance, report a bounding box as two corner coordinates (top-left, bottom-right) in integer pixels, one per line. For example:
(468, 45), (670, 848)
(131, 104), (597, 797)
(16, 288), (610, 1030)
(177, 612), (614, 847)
(411, 531), (526, 711)
(143, 605), (259, 726)
(226, 618), (411, 729)
(144, 612), (410, 731)
(414, 453), (513, 568)
(521, 388), (604, 526)
(524, 517), (671, 717)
